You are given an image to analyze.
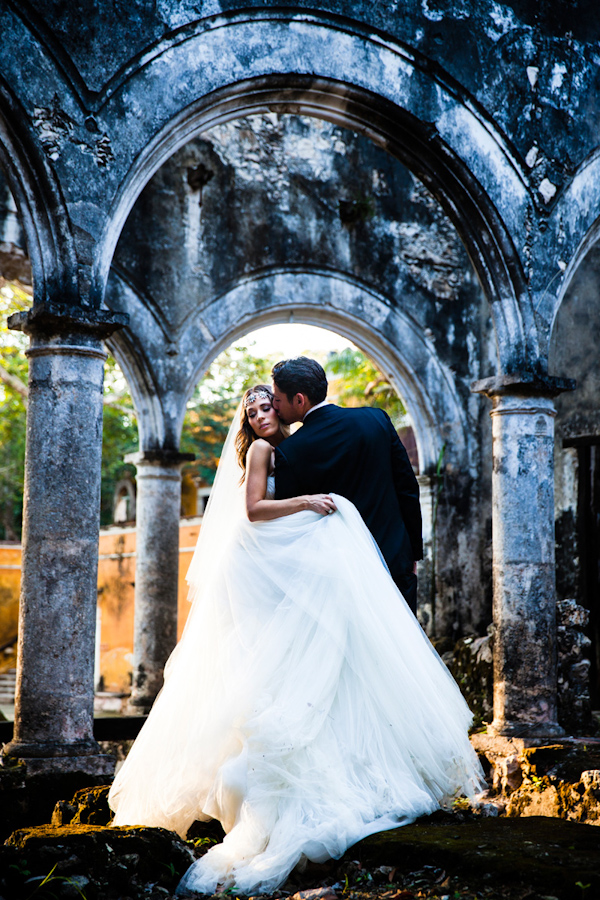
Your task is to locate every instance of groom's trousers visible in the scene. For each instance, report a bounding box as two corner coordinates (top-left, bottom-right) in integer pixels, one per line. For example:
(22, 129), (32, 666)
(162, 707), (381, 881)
(394, 572), (417, 615)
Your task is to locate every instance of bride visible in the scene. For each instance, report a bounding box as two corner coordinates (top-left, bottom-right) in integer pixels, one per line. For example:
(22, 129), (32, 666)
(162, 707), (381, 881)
(109, 384), (484, 896)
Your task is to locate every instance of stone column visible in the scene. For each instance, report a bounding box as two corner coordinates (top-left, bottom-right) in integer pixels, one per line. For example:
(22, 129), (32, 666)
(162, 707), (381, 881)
(472, 373), (575, 738)
(416, 474), (434, 634)
(127, 450), (194, 713)
(2, 305), (126, 775)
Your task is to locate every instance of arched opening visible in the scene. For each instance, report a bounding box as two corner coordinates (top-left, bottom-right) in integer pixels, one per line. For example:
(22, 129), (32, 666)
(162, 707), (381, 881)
(96, 319), (425, 697)
(179, 320), (417, 502)
(104, 109), (493, 649)
(0, 167), (32, 543)
(0, 164), (33, 709)
(550, 238), (600, 709)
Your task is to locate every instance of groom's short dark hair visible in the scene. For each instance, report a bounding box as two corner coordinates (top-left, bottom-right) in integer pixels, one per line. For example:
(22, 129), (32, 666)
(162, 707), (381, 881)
(271, 357), (328, 404)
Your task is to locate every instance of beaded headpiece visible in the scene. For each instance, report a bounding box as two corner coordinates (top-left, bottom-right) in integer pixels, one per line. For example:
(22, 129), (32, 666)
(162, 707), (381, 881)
(244, 389), (272, 407)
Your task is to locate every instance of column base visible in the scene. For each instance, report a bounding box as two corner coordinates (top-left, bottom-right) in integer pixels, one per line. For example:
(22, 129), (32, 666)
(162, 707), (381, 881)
(488, 718), (565, 739)
(2, 754), (115, 776)
(1, 739), (115, 776)
(126, 695), (155, 716)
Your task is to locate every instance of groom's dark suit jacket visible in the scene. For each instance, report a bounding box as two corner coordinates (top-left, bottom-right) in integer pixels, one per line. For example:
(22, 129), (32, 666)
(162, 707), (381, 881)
(274, 405), (423, 592)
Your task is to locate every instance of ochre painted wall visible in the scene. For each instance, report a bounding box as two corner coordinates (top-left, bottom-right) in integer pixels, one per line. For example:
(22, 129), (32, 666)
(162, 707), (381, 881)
(0, 519), (202, 691)
(0, 543), (20, 673)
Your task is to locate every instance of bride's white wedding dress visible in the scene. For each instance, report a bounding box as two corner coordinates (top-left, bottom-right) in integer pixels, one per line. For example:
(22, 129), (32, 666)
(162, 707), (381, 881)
(109, 439), (484, 895)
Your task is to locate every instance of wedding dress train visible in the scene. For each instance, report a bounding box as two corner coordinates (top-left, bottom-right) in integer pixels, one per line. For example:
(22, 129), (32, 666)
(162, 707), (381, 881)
(109, 484), (484, 895)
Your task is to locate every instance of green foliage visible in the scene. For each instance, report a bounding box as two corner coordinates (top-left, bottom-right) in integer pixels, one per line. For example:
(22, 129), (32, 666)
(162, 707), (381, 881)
(0, 281), (139, 534)
(99, 355), (138, 527)
(189, 835), (219, 849)
(0, 280), (30, 541)
(325, 347), (408, 427)
(24, 863), (89, 899)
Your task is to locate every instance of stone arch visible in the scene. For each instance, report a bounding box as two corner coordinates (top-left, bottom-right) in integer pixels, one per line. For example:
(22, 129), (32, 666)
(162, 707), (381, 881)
(0, 83), (76, 303)
(167, 269), (469, 476)
(546, 150), (600, 346)
(91, 12), (531, 372)
(105, 326), (168, 451)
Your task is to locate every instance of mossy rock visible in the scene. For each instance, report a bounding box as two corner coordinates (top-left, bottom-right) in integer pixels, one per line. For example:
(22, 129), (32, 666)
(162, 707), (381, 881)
(347, 812), (600, 900)
(51, 784), (113, 827)
(0, 769), (112, 843)
(1, 823), (195, 900)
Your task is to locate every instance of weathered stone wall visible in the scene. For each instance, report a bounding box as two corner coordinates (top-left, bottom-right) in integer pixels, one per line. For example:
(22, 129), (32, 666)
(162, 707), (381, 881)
(105, 114), (495, 636)
(1, 0), (600, 758)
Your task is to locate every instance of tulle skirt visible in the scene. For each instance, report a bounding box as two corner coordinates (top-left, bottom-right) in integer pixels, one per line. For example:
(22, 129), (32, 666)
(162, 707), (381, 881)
(108, 496), (484, 895)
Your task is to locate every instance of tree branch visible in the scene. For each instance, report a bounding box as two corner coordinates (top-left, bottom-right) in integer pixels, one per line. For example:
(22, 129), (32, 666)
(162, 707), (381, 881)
(0, 363), (28, 404)
(103, 397), (137, 417)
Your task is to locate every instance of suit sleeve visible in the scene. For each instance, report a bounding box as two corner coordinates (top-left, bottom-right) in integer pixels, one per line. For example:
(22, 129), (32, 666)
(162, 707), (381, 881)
(274, 444), (300, 500)
(384, 412), (423, 561)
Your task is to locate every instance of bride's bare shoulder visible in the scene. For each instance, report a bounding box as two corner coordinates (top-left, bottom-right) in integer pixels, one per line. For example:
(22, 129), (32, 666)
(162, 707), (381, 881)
(247, 439), (272, 461)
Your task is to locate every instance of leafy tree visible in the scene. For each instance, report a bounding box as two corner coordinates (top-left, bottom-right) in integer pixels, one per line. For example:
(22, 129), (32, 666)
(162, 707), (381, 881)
(0, 280), (30, 540)
(325, 347), (408, 427)
(0, 279), (140, 534)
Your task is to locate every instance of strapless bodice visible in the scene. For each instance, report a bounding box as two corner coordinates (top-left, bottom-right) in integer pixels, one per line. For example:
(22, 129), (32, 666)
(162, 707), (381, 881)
(266, 475), (276, 500)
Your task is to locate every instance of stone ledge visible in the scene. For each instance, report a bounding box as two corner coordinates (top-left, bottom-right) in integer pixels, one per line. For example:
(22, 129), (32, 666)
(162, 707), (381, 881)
(8, 302), (129, 337)
(471, 372), (576, 397)
(125, 450), (196, 466)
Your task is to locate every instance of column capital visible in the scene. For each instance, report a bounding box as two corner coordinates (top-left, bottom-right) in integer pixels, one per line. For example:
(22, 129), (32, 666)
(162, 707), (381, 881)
(8, 302), (128, 339)
(125, 449), (196, 467)
(471, 372), (576, 399)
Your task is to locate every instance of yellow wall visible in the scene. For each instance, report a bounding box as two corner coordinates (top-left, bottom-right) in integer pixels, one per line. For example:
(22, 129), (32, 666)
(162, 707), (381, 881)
(0, 542), (20, 673)
(0, 519), (202, 692)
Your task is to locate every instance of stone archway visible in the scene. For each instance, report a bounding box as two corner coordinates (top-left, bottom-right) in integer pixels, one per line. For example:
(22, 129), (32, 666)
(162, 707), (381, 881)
(106, 261), (486, 692)
(0, 90), (76, 305)
(100, 35), (529, 369)
(178, 270), (469, 475)
(0, 6), (576, 767)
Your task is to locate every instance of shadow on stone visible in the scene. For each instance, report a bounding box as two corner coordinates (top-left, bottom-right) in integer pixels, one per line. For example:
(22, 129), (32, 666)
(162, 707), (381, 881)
(345, 812), (600, 899)
(0, 823), (195, 900)
(0, 762), (113, 843)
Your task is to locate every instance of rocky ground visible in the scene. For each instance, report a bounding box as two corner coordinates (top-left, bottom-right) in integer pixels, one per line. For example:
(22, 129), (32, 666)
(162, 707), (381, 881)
(0, 787), (598, 900)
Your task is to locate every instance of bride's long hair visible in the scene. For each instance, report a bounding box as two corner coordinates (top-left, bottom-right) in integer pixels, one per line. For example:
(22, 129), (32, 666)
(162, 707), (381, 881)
(235, 384), (289, 478)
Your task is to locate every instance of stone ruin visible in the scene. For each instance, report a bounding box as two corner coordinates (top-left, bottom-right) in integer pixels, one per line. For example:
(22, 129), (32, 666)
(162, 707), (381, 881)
(0, 1), (598, 795)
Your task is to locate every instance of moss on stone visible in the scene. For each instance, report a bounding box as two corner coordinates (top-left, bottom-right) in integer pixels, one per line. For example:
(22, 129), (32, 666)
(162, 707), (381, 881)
(1, 823), (195, 899)
(346, 813), (600, 899)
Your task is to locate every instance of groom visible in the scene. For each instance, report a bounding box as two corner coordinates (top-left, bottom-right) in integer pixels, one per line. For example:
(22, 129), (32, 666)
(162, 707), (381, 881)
(271, 357), (423, 613)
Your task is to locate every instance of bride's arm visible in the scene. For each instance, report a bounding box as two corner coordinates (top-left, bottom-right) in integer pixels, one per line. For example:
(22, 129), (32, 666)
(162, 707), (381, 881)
(245, 440), (337, 521)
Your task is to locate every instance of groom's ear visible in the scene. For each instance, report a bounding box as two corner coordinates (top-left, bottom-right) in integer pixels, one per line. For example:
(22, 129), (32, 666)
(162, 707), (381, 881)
(294, 392), (308, 410)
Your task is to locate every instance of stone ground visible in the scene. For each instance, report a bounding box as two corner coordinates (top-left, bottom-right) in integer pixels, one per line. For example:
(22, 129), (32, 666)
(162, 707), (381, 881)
(0, 787), (599, 900)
